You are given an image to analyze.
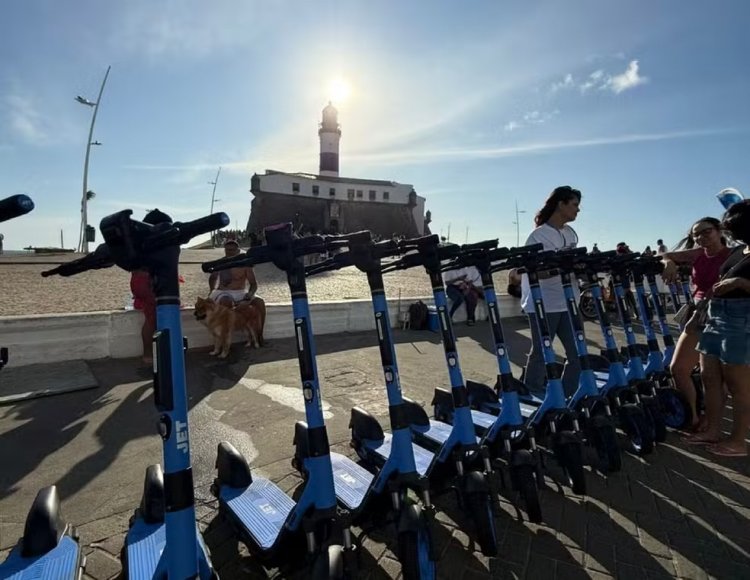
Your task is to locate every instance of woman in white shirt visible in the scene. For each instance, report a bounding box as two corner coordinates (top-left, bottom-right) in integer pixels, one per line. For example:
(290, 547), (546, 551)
(520, 186), (582, 397)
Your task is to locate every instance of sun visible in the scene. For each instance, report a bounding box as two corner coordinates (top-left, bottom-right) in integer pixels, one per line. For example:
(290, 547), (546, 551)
(329, 77), (351, 104)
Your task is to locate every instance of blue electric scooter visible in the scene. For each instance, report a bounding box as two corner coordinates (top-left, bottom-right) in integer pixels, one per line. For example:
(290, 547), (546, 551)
(0, 195), (89, 580)
(553, 249), (622, 472)
(635, 256), (691, 429)
(302, 230), (438, 578)
(577, 252), (655, 456)
(201, 223), (360, 577)
(40, 209), (227, 579)
(380, 234), (500, 555)
(429, 242), (545, 522)
(588, 253), (665, 446)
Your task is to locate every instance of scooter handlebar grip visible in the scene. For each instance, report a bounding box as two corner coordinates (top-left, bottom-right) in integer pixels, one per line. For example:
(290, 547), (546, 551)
(175, 213), (230, 243)
(0, 194), (35, 223)
(398, 234), (439, 250)
(373, 239), (400, 259)
(41, 244), (113, 277)
(461, 239), (498, 252)
(201, 246), (271, 272)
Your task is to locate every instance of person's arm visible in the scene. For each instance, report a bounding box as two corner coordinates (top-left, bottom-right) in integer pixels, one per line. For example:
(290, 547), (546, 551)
(661, 248), (703, 264)
(208, 272), (218, 291)
(713, 277), (750, 296)
(245, 267), (258, 297)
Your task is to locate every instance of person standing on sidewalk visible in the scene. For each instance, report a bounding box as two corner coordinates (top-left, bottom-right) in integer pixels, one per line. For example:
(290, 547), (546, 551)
(520, 185), (582, 397)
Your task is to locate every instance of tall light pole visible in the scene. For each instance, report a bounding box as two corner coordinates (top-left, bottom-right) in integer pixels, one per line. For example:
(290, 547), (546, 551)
(512, 199), (527, 247)
(208, 167), (222, 247)
(76, 65), (111, 253)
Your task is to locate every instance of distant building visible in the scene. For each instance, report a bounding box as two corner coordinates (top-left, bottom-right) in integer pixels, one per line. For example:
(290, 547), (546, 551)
(247, 104), (431, 238)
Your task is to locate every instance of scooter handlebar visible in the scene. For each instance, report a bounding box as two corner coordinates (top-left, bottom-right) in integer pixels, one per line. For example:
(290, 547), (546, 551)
(41, 243), (114, 277)
(398, 234), (440, 250)
(0, 194), (34, 223)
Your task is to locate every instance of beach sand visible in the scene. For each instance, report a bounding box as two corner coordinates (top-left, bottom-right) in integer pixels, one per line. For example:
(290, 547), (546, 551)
(0, 249), (510, 316)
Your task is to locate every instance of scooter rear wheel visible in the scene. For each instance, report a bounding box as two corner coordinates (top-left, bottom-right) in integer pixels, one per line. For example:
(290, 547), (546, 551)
(619, 404), (654, 455)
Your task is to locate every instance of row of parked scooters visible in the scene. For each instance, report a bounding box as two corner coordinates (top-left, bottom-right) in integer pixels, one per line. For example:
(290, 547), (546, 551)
(0, 197), (694, 579)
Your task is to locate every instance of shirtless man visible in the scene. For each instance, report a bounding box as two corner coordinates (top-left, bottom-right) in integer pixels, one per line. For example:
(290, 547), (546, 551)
(208, 240), (258, 307)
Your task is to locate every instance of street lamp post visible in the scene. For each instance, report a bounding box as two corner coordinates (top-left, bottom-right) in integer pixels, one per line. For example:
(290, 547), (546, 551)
(512, 199), (527, 247)
(208, 167), (222, 247)
(76, 65), (111, 253)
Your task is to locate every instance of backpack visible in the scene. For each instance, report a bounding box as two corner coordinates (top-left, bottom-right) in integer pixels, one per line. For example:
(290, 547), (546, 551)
(408, 300), (430, 330)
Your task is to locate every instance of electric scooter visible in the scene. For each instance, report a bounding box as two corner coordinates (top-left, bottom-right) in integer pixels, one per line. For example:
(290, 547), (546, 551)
(576, 251), (655, 456)
(201, 222), (362, 577)
(0, 195), (89, 580)
(380, 234), (501, 555)
(40, 209), (228, 579)
(432, 241), (546, 522)
(302, 230), (438, 578)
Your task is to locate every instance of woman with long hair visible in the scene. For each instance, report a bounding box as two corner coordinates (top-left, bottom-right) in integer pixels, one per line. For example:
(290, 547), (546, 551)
(661, 217), (731, 430)
(686, 201), (750, 456)
(520, 185), (582, 397)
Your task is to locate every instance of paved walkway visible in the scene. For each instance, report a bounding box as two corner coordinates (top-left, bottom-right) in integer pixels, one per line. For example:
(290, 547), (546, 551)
(1, 319), (749, 579)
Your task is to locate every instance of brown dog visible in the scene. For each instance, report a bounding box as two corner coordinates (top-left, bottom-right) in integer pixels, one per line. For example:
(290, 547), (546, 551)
(194, 297), (266, 358)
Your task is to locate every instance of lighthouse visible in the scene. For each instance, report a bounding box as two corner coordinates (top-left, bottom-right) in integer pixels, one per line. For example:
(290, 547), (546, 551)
(318, 102), (341, 177)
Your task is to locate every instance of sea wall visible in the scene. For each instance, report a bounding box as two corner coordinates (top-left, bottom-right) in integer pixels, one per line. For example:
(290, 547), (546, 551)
(0, 296), (522, 367)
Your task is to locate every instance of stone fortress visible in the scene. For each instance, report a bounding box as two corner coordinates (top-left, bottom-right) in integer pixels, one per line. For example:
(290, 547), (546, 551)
(246, 103), (432, 239)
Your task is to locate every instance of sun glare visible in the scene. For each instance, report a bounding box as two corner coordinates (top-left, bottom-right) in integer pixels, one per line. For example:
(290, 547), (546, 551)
(329, 77), (352, 104)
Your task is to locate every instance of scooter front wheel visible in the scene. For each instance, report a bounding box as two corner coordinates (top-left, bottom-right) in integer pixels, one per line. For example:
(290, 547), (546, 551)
(556, 438), (586, 495)
(642, 397), (667, 443)
(464, 490), (498, 556)
(311, 545), (346, 579)
(657, 388), (691, 429)
(590, 419), (622, 473)
(512, 464), (543, 523)
(398, 524), (436, 580)
(619, 403), (654, 455)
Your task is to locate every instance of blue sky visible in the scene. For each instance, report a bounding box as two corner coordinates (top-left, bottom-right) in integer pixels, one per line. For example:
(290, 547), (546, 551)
(1, 0), (749, 251)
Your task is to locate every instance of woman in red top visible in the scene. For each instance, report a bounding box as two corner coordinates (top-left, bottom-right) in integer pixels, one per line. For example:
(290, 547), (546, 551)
(662, 217), (731, 429)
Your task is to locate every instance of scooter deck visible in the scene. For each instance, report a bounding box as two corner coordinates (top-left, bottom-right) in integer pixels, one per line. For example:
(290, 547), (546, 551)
(125, 518), (165, 579)
(330, 452), (374, 511)
(219, 477), (295, 551)
(362, 433), (435, 476)
(413, 419), (481, 446)
(125, 516), (213, 579)
(0, 535), (81, 580)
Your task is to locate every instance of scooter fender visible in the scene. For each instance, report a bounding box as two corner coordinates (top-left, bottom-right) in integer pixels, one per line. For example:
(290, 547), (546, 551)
(460, 470), (490, 495)
(509, 448), (536, 469)
(396, 502), (424, 534)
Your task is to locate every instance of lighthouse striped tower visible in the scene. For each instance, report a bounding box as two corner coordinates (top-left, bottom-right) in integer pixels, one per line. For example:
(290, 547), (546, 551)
(319, 102), (341, 177)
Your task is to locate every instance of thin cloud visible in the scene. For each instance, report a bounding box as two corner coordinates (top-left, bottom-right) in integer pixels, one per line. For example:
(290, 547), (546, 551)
(349, 127), (739, 167)
(111, 0), (281, 59)
(605, 60), (648, 94)
(580, 70), (605, 93)
(503, 110), (559, 132)
(5, 93), (50, 145)
(550, 73), (574, 93)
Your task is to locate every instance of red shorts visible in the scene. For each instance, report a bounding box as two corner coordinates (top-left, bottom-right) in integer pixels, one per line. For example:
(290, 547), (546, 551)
(131, 272), (156, 324)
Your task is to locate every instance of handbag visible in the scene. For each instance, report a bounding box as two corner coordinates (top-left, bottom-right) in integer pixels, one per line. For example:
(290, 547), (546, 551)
(674, 302), (695, 327)
(684, 299), (709, 335)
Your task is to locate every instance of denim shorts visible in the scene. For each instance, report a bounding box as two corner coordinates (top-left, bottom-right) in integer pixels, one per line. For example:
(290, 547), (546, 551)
(697, 298), (750, 365)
